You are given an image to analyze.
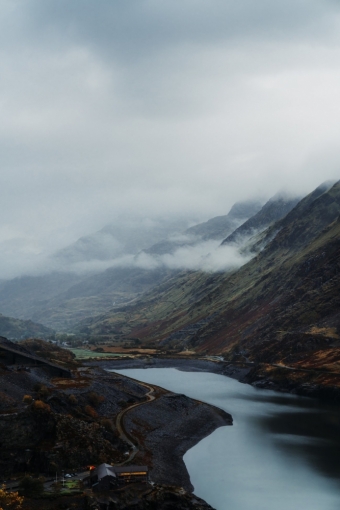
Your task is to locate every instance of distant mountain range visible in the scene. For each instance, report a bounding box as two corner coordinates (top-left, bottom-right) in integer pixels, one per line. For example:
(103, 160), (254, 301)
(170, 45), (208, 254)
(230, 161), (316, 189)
(0, 217), (192, 330)
(1, 179), (339, 396)
(75, 181), (340, 383)
(0, 182), (336, 347)
(0, 313), (54, 340)
(144, 200), (263, 255)
(53, 217), (191, 265)
(0, 198), (266, 330)
(221, 192), (302, 247)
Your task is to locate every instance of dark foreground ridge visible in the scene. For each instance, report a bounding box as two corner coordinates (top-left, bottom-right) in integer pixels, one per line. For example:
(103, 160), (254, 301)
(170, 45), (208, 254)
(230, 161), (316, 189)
(0, 336), (71, 378)
(89, 365), (232, 492)
(0, 339), (232, 510)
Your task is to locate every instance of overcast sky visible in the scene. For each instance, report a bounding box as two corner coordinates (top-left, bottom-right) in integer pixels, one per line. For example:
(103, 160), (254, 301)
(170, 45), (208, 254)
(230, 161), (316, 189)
(1, 0), (340, 276)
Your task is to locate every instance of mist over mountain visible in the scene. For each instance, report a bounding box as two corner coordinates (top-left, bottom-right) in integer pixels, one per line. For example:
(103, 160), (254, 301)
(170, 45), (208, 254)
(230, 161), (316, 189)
(250, 180), (337, 252)
(0, 182), (338, 336)
(76, 181), (340, 372)
(0, 200), (259, 329)
(144, 200), (263, 256)
(221, 192), (302, 247)
(181, 200), (264, 241)
(0, 194), (287, 330)
(2, 3), (340, 506)
(53, 217), (192, 268)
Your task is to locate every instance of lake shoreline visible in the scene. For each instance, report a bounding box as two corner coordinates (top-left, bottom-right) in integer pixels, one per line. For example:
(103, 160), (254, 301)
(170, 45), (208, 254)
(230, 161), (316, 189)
(124, 387), (232, 491)
(94, 356), (340, 404)
(106, 363), (340, 510)
(90, 361), (233, 493)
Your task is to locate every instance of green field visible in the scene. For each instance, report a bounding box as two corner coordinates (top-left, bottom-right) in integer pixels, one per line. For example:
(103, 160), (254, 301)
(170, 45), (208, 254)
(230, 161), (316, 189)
(67, 348), (125, 359)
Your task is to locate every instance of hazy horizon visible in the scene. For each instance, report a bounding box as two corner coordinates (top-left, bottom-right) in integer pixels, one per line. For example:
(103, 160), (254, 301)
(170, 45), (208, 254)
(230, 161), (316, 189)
(0, 1), (340, 278)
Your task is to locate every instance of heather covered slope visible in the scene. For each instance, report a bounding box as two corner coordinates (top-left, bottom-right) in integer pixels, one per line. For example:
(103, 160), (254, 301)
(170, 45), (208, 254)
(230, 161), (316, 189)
(75, 181), (340, 377)
(197, 212), (340, 356)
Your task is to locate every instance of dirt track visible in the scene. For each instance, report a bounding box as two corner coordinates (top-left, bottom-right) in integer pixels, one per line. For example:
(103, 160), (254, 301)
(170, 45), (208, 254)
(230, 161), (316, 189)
(114, 376), (157, 464)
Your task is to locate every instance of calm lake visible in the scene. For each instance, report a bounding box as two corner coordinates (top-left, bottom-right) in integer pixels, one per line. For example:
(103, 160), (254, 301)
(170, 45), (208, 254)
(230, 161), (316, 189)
(114, 368), (340, 510)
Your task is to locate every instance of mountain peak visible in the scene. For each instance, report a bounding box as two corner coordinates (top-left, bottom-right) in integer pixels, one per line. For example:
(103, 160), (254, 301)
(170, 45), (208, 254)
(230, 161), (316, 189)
(221, 192), (301, 246)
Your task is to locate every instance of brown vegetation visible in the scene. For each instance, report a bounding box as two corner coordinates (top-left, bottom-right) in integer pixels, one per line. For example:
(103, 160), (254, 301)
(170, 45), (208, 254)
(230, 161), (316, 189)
(0, 485), (23, 510)
(84, 405), (98, 419)
(31, 400), (51, 414)
(20, 340), (77, 367)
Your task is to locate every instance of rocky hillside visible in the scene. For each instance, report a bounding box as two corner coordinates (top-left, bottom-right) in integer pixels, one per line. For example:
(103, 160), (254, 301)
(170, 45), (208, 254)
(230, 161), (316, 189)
(0, 313), (54, 340)
(0, 338), (229, 509)
(76, 181), (340, 390)
(221, 192), (301, 246)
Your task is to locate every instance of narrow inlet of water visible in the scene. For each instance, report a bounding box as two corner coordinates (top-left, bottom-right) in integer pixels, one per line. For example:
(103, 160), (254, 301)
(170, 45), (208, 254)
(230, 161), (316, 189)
(113, 368), (340, 510)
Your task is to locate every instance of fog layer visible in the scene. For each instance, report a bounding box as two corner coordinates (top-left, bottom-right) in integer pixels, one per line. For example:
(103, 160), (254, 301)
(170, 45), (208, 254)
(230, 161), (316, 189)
(0, 1), (340, 278)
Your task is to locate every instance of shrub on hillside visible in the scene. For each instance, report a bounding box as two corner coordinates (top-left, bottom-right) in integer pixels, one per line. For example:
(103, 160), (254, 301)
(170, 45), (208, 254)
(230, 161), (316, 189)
(0, 484), (24, 510)
(87, 391), (104, 407)
(84, 405), (98, 419)
(68, 394), (77, 405)
(100, 418), (113, 432)
(32, 400), (51, 414)
(18, 476), (44, 497)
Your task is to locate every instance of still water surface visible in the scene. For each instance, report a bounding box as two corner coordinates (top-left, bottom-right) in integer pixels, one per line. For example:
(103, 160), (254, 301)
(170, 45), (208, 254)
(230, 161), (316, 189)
(114, 368), (340, 510)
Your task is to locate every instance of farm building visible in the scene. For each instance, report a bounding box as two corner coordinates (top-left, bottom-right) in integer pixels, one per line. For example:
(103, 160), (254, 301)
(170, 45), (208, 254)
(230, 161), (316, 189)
(89, 463), (149, 491)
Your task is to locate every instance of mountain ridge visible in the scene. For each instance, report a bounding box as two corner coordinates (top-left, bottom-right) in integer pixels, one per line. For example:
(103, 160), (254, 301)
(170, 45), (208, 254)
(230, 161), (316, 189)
(144, 199), (263, 256)
(74, 181), (340, 379)
(0, 313), (54, 340)
(221, 193), (301, 247)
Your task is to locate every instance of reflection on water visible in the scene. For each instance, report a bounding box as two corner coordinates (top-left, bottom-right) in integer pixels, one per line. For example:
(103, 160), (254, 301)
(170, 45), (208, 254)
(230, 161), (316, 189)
(253, 410), (340, 480)
(114, 367), (340, 510)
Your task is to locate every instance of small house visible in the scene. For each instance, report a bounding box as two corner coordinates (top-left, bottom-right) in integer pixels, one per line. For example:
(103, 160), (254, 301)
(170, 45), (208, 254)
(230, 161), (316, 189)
(89, 463), (149, 492)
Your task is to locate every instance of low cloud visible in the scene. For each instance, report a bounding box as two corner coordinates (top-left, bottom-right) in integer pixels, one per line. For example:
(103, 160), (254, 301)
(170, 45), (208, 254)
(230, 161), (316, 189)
(135, 241), (251, 272)
(45, 239), (252, 276)
(0, 217), (250, 279)
(1, 2), (340, 280)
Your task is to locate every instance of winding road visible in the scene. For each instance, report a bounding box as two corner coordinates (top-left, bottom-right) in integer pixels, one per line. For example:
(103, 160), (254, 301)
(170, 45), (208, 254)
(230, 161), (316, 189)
(115, 377), (157, 464)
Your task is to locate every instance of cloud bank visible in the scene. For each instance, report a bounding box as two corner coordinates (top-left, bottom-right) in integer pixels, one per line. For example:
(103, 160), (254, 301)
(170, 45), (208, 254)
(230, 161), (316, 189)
(0, 0), (340, 278)
(49, 239), (251, 276)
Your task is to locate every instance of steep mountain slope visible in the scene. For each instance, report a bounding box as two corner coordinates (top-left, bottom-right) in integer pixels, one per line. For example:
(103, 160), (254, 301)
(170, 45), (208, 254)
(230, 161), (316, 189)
(0, 202), (261, 330)
(76, 181), (340, 378)
(185, 200), (263, 240)
(221, 193), (301, 246)
(251, 180), (337, 252)
(144, 200), (262, 255)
